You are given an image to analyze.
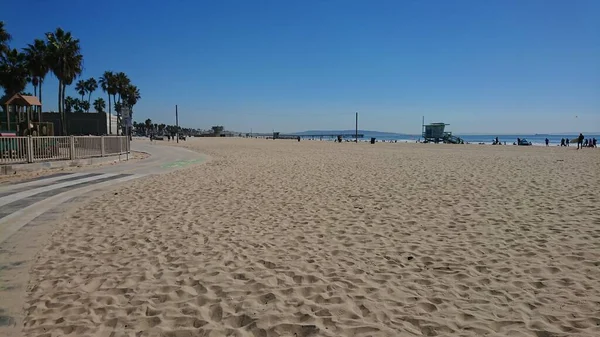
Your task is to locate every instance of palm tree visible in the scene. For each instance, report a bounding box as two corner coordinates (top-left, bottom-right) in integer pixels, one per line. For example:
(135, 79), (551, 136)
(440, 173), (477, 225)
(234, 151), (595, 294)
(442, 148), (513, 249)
(74, 98), (84, 113)
(64, 96), (75, 113)
(0, 21), (11, 56)
(115, 72), (130, 103)
(23, 39), (49, 104)
(114, 72), (130, 133)
(0, 48), (29, 97)
(99, 71), (115, 134)
(93, 97), (105, 113)
(123, 84), (141, 110)
(80, 100), (90, 113)
(114, 101), (122, 117)
(75, 79), (86, 101)
(85, 77), (97, 104)
(46, 27), (83, 135)
(144, 118), (152, 135)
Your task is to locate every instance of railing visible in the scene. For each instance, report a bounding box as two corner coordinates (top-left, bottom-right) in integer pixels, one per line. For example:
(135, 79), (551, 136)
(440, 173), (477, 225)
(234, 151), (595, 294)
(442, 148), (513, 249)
(0, 136), (130, 165)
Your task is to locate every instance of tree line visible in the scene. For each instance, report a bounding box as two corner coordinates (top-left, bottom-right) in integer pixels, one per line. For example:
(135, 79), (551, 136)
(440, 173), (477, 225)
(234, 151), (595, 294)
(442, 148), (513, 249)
(132, 120), (224, 137)
(0, 21), (141, 135)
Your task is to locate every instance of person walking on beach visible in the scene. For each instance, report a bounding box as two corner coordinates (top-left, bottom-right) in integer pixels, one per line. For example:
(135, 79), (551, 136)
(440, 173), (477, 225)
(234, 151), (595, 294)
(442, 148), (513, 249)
(577, 133), (584, 150)
(593, 138), (597, 148)
(545, 138), (549, 146)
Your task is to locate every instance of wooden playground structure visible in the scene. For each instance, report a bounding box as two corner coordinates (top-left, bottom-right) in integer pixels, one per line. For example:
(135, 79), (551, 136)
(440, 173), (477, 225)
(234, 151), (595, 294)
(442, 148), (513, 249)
(1, 93), (54, 136)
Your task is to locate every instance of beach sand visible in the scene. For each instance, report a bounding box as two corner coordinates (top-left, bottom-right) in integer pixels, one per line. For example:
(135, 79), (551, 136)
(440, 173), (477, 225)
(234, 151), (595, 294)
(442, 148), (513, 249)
(14, 139), (600, 336)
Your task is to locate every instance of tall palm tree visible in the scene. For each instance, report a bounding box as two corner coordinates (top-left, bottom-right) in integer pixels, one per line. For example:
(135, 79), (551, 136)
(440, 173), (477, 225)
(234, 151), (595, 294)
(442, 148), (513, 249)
(123, 84), (141, 110)
(121, 84), (140, 134)
(85, 77), (97, 104)
(99, 71), (116, 134)
(0, 48), (29, 97)
(75, 79), (86, 101)
(46, 27), (83, 135)
(23, 39), (49, 104)
(113, 72), (130, 133)
(115, 72), (130, 104)
(0, 21), (11, 57)
(93, 97), (105, 113)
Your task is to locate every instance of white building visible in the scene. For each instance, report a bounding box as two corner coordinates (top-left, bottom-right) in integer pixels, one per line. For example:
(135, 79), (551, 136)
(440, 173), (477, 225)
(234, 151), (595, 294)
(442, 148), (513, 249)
(106, 113), (118, 135)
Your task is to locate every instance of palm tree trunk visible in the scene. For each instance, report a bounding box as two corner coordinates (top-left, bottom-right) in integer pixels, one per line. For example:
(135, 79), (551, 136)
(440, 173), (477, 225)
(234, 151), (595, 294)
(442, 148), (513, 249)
(113, 94), (119, 135)
(108, 94), (112, 135)
(62, 83), (67, 135)
(58, 80), (63, 135)
(39, 80), (43, 120)
(33, 83), (37, 97)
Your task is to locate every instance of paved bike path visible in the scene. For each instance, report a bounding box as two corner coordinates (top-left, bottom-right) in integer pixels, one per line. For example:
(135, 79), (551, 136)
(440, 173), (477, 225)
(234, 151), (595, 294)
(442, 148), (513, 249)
(0, 140), (206, 244)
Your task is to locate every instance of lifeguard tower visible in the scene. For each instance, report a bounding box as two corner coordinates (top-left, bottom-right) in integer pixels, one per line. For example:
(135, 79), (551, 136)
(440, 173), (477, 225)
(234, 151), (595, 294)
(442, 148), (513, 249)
(421, 119), (463, 144)
(422, 122), (449, 143)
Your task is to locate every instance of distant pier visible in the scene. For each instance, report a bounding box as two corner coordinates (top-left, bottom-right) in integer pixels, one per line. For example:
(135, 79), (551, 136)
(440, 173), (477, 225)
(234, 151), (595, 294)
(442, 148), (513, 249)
(273, 132), (364, 140)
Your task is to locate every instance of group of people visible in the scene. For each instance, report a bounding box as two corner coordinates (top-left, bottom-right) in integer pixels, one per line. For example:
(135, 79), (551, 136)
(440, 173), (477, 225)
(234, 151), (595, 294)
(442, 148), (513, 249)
(558, 133), (597, 149)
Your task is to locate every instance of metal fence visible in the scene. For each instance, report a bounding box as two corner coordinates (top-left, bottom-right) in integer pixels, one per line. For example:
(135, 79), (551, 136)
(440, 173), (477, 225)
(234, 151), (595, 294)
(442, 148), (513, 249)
(0, 136), (130, 165)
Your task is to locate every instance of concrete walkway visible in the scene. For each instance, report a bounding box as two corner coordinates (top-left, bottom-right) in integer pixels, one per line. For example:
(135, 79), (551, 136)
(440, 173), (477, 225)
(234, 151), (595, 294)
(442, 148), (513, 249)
(0, 139), (206, 244)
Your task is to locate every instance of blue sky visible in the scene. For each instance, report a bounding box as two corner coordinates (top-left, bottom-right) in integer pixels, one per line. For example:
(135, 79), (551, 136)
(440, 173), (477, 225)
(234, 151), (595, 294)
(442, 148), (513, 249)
(3, 0), (599, 133)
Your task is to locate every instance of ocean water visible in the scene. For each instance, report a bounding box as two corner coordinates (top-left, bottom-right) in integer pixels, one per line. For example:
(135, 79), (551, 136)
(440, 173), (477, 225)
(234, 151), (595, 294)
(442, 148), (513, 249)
(359, 133), (600, 146)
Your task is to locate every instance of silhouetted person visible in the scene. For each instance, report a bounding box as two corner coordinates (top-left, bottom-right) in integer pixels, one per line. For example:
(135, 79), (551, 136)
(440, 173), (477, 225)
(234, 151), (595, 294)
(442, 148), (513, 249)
(561, 138), (565, 147)
(566, 138), (570, 147)
(545, 138), (549, 146)
(593, 138), (597, 148)
(577, 133), (584, 149)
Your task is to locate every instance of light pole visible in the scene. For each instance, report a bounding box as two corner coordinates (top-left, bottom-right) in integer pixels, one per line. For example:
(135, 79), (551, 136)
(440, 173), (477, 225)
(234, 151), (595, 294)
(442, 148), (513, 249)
(175, 105), (179, 143)
(355, 112), (358, 143)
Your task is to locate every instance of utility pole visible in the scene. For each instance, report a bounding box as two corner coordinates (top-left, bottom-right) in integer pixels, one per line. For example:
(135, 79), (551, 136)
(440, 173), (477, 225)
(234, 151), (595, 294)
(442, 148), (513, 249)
(176, 105), (179, 143)
(355, 112), (358, 143)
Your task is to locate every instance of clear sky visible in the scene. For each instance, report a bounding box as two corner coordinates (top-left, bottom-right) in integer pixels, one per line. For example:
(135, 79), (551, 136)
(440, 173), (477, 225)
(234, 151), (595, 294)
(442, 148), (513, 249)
(3, 0), (599, 134)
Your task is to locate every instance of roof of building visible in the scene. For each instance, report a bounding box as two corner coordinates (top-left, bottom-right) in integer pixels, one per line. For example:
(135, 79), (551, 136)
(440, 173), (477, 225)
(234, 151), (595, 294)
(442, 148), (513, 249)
(2, 93), (42, 106)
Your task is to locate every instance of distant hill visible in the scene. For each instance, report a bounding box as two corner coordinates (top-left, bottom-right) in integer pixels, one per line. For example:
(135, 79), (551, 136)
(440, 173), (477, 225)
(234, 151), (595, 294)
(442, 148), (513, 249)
(291, 130), (413, 136)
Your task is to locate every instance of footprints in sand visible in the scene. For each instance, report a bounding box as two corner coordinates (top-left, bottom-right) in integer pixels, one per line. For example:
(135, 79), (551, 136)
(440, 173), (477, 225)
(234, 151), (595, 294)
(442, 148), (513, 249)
(19, 141), (600, 337)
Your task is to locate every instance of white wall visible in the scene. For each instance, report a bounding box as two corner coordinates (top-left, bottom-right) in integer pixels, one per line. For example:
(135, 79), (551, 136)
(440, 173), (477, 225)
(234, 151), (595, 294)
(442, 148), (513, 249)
(106, 114), (118, 135)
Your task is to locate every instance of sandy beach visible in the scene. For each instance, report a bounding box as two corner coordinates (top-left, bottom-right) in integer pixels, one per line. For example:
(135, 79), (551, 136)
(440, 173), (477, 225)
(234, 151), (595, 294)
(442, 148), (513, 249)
(13, 138), (600, 336)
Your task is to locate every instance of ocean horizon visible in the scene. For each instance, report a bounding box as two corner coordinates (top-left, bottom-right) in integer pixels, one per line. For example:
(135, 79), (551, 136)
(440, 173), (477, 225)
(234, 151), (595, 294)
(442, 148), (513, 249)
(285, 131), (599, 146)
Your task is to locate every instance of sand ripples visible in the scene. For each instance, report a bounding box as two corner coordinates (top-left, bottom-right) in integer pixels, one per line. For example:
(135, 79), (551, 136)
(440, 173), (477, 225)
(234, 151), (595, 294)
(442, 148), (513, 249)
(23, 140), (600, 336)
